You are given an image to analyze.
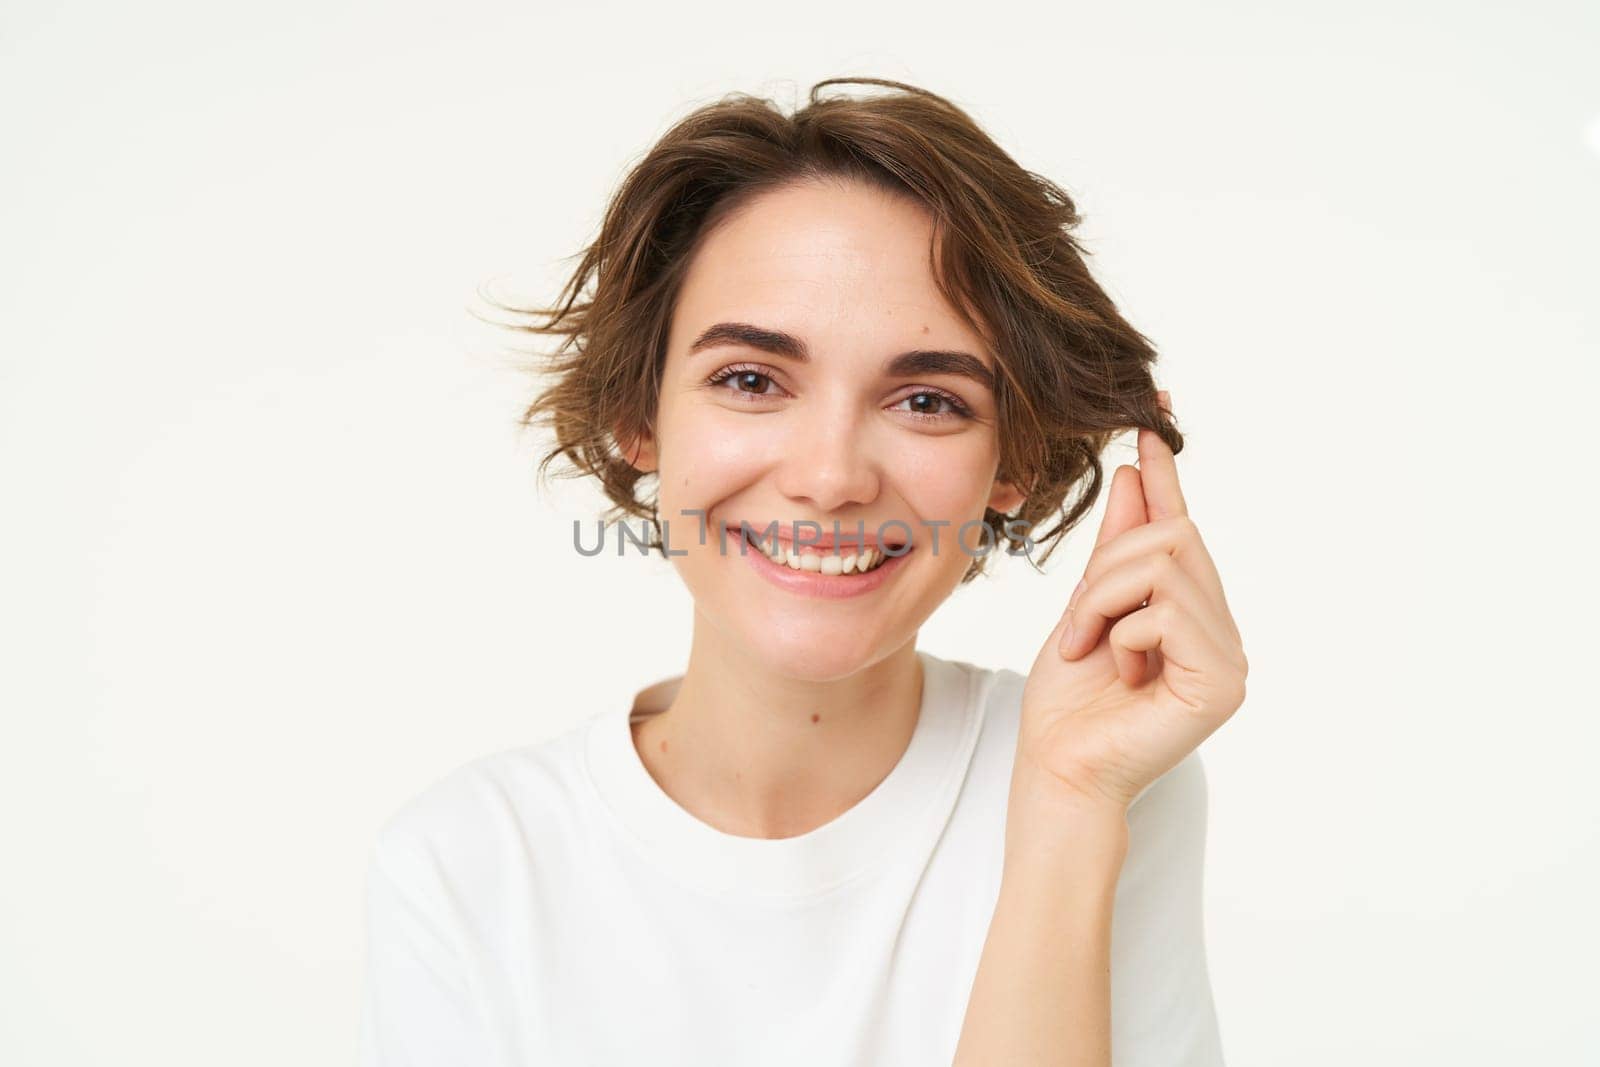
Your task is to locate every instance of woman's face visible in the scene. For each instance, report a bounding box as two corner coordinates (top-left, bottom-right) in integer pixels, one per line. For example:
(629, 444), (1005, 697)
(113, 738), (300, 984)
(627, 177), (1025, 681)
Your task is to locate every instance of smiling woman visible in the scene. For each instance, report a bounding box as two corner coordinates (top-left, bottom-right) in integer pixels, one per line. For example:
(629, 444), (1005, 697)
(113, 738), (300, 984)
(514, 78), (1184, 584)
(357, 77), (1247, 1067)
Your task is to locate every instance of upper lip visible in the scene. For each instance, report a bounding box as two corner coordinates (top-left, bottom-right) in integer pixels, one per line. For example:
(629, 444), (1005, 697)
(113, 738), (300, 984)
(723, 522), (910, 551)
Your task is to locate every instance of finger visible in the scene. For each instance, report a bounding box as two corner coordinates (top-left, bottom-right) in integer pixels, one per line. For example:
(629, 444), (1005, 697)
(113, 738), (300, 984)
(1110, 642), (1163, 690)
(1137, 424), (1188, 523)
(1070, 515), (1236, 646)
(1107, 601), (1244, 722)
(1110, 623), (1153, 690)
(1097, 463), (1150, 548)
(1067, 463), (1148, 614)
(1060, 550), (1231, 663)
(1108, 390), (1190, 687)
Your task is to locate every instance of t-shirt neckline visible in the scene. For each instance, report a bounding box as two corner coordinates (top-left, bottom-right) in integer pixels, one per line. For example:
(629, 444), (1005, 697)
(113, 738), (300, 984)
(582, 649), (979, 901)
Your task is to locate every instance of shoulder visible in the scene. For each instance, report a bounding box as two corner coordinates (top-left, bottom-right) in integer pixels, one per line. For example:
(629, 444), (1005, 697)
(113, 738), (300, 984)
(931, 654), (1028, 738)
(367, 718), (595, 895)
(953, 659), (1030, 777)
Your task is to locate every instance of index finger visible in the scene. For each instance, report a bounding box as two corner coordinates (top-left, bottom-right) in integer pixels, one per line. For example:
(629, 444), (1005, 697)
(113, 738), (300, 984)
(1095, 462), (1149, 549)
(1138, 393), (1188, 520)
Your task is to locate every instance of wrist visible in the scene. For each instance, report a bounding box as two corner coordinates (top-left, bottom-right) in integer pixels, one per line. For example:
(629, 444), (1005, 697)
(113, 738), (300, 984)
(1002, 760), (1130, 885)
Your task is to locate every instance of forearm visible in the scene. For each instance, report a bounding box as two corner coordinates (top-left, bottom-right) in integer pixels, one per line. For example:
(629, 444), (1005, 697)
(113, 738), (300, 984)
(952, 775), (1130, 1067)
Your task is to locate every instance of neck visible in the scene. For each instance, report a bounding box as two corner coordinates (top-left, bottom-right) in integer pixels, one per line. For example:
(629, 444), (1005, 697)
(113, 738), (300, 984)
(630, 610), (924, 840)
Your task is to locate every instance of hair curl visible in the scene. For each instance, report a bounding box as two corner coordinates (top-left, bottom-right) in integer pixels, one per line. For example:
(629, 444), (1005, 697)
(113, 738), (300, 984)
(488, 76), (1182, 582)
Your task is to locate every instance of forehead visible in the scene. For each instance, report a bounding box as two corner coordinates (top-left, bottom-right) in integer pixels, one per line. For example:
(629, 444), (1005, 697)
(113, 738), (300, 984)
(668, 179), (989, 362)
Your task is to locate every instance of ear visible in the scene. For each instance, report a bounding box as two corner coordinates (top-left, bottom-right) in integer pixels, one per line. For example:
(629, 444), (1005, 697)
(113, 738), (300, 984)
(616, 425), (658, 474)
(987, 477), (1026, 515)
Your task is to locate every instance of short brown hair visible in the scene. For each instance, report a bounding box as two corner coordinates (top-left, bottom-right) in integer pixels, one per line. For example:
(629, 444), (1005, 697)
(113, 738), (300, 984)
(492, 76), (1182, 582)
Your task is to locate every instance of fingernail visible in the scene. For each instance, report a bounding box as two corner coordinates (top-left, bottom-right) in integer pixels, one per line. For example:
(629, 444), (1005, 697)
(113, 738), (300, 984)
(1061, 619), (1075, 653)
(1068, 578), (1086, 610)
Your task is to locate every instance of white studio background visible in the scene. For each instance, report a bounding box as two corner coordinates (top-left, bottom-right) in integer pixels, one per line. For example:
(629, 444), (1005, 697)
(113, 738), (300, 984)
(3, 2), (1596, 1064)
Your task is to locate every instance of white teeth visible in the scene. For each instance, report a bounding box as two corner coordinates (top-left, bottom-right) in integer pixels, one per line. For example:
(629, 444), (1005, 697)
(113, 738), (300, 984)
(744, 531), (892, 575)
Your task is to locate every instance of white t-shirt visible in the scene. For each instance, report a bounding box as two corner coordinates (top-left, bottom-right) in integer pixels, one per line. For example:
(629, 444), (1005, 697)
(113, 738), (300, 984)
(357, 650), (1224, 1066)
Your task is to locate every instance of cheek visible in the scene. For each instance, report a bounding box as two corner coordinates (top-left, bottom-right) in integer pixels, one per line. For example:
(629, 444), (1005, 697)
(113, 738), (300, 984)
(894, 437), (1001, 518)
(654, 405), (769, 515)
(886, 439), (1003, 565)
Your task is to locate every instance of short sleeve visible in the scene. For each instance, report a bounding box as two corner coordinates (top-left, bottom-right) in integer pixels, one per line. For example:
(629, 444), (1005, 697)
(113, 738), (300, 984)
(356, 820), (498, 1067)
(1109, 751), (1226, 1067)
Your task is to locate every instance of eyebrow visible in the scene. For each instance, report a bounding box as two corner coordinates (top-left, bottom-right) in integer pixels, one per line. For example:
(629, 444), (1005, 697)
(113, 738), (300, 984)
(687, 320), (996, 393)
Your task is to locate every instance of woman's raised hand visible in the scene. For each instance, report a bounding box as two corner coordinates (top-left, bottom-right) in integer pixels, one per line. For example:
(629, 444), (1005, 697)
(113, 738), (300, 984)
(1016, 392), (1248, 818)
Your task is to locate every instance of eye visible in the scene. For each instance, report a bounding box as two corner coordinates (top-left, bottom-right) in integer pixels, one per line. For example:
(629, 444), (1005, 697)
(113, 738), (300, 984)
(704, 363), (787, 402)
(703, 365), (975, 422)
(891, 389), (974, 421)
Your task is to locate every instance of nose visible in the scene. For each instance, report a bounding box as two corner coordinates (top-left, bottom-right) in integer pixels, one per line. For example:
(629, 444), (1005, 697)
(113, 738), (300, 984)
(772, 396), (881, 515)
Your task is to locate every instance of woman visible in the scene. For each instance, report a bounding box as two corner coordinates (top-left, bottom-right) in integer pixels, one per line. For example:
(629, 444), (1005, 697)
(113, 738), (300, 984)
(358, 77), (1247, 1067)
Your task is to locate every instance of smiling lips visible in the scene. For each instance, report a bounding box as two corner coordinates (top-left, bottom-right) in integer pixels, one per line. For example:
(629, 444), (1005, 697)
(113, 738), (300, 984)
(736, 533), (914, 598)
(723, 523), (909, 573)
(722, 522), (915, 590)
